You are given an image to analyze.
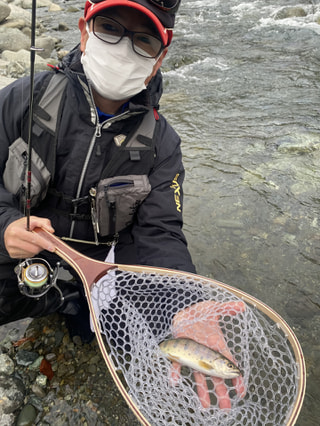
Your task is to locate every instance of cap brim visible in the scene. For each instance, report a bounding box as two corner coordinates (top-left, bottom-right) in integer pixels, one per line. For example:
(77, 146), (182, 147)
(84, 0), (171, 45)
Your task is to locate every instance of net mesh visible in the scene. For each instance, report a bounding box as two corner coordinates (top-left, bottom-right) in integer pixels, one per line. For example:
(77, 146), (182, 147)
(91, 269), (299, 426)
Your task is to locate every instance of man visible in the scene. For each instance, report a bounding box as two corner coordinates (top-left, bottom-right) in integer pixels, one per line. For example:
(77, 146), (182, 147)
(0, 0), (195, 325)
(0, 0), (244, 409)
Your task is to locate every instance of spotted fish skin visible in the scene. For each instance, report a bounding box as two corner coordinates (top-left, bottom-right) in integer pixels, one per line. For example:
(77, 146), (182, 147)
(159, 337), (240, 379)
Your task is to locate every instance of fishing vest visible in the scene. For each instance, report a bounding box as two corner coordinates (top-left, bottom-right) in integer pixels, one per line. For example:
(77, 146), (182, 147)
(3, 71), (160, 238)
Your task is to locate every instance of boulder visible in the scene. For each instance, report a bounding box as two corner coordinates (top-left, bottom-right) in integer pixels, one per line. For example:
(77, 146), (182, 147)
(5, 3), (31, 27)
(0, 27), (30, 52)
(274, 7), (307, 20)
(35, 35), (57, 58)
(2, 48), (48, 65)
(0, 373), (25, 416)
(21, 0), (53, 8)
(0, 0), (10, 24)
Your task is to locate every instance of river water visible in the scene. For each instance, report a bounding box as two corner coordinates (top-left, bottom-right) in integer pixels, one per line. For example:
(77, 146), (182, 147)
(35, 0), (320, 424)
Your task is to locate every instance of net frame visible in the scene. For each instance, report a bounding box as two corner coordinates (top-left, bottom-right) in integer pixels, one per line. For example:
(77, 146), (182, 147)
(34, 228), (306, 426)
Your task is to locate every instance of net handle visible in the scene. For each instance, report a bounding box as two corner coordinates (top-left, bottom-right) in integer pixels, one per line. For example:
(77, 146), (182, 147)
(34, 227), (306, 425)
(33, 227), (151, 426)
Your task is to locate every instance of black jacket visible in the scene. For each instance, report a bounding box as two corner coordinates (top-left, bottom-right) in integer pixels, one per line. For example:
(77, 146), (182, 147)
(0, 46), (195, 273)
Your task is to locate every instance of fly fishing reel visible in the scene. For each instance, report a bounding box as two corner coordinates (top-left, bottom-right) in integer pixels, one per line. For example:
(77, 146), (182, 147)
(15, 257), (62, 299)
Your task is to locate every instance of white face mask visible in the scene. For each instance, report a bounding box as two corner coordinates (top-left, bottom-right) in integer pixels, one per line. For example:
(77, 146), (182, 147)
(81, 30), (157, 101)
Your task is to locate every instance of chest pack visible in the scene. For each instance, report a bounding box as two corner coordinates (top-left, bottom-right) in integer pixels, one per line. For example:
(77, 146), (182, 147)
(3, 72), (160, 238)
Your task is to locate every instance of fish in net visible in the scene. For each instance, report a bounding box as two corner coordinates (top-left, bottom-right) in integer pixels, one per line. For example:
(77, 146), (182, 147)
(90, 269), (304, 426)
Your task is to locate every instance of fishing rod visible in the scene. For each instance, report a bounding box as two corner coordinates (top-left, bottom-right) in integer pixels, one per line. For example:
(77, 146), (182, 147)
(15, 0), (62, 299)
(26, 0), (37, 231)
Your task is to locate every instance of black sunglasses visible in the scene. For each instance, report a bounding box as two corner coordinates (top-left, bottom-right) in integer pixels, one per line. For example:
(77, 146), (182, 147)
(88, 0), (181, 14)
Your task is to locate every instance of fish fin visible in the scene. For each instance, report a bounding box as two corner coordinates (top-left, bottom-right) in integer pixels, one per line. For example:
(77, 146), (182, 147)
(198, 361), (213, 371)
(167, 355), (180, 363)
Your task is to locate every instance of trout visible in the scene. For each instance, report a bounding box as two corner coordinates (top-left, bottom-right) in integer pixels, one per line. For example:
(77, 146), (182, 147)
(159, 337), (241, 379)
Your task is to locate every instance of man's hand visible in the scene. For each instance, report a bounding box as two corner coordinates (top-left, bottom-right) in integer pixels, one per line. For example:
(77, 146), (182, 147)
(4, 216), (55, 259)
(171, 300), (246, 410)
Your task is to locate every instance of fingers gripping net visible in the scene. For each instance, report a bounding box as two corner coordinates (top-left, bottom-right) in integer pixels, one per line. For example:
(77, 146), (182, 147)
(91, 269), (300, 425)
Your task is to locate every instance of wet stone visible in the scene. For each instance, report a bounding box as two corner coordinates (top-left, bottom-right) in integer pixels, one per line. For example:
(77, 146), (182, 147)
(89, 354), (100, 365)
(16, 404), (37, 426)
(71, 335), (83, 346)
(0, 412), (15, 426)
(63, 350), (74, 361)
(35, 374), (47, 388)
(58, 22), (69, 31)
(15, 350), (39, 367)
(27, 395), (43, 412)
(45, 352), (57, 362)
(0, 373), (25, 415)
(0, 353), (15, 374)
(88, 364), (97, 374)
(31, 383), (46, 398)
(54, 330), (64, 346)
(28, 356), (44, 371)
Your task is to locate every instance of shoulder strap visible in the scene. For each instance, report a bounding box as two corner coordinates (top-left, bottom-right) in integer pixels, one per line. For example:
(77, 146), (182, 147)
(34, 73), (68, 134)
(33, 72), (68, 134)
(28, 72), (68, 179)
(100, 108), (159, 179)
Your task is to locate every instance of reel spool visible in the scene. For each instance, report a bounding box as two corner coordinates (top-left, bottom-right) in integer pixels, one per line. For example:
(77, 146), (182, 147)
(15, 257), (62, 299)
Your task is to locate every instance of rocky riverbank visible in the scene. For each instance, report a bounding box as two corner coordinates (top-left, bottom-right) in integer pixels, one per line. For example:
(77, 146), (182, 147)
(0, 314), (140, 425)
(0, 0), (79, 89)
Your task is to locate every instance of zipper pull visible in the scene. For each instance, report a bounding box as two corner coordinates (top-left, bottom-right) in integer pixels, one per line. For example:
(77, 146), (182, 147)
(104, 185), (116, 236)
(95, 123), (102, 138)
(96, 119), (112, 137)
(108, 201), (116, 236)
(89, 187), (99, 245)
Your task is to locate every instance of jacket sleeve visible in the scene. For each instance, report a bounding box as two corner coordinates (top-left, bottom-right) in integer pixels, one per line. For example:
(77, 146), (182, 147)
(130, 115), (196, 274)
(0, 78), (30, 258)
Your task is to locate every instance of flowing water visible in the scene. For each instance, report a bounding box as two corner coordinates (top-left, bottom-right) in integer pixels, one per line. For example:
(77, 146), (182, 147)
(36, 0), (320, 424)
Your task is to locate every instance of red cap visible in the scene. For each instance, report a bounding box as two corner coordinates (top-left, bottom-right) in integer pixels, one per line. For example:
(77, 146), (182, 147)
(84, 0), (174, 46)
